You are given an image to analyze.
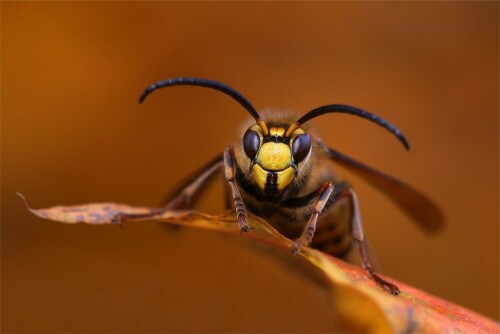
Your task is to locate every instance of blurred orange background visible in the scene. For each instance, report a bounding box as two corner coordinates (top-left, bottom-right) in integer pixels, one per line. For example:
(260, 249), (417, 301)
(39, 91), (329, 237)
(2, 2), (498, 332)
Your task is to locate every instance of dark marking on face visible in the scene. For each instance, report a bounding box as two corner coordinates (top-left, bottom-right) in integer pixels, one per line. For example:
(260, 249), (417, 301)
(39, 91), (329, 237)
(265, 172), (278, 195)
(263, 136), (290, 144)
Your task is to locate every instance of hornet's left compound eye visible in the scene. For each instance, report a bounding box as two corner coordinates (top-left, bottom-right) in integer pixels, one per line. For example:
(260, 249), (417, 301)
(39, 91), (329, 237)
(292, 133), (311, 163)
(243, 129), (261, 159)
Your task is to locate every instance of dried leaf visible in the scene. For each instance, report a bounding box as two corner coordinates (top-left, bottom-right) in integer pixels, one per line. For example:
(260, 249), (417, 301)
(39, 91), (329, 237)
(18, 193), (500, 333)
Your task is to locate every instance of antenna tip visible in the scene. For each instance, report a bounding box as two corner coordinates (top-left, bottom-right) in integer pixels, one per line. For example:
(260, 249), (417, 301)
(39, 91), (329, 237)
(139, 84), (158, 104)
(401, 136), (410, 150)
(138, 91), (148, 104)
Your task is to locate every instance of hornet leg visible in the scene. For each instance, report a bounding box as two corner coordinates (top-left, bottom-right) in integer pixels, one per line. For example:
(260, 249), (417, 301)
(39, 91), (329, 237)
(224, 147), (250, 233)
(348, 187), (400, 295)
(291, 181), (335, 254)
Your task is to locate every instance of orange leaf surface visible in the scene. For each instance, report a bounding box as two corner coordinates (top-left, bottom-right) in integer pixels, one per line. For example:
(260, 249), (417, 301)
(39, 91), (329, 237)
(18, 193), (500, 333)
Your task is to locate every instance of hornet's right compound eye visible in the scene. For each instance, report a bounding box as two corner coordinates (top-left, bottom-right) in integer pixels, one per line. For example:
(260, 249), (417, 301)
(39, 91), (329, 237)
(243, 129), (261, 159)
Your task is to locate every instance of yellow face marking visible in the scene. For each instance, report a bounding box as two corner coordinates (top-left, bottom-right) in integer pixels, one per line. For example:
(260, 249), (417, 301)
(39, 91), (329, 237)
(269, 127), (286, 137)
(276, 167), (295, 191)
(250, 124), (263, 136)
(252, 164), (295, 192)
(252, 164), (267, 191)
(289, 128), (305, 141)
(256, 142), (292, 171)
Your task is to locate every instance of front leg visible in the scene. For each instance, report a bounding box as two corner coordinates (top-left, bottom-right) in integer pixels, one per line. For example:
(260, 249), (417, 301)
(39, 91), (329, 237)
(290, 181), (334, 254)
(224, 147), (250, 233)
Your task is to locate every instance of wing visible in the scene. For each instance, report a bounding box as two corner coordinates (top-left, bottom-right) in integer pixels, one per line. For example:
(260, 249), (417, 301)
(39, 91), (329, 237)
(323, 145), (444, 233)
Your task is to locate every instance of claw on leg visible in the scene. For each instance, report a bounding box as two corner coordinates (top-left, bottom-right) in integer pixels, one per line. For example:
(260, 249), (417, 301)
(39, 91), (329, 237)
(291, 217), (318, 255)
(290, 240), (304, 255)
(110, 209), (163, 225)
(237, 214), (251, 234)
(111, 214), (124, 225)
(378, 276), (400, 296)
(369, 270), (400, 295)
(239, 224), (251, 234)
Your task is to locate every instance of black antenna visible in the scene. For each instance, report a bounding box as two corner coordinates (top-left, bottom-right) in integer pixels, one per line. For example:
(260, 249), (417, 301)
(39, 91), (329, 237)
(287, 104), (409, 150)
(139, 77), (269, 134)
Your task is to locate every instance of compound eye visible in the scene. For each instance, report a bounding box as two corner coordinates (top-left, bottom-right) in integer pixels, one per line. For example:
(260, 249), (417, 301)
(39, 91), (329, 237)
(243, 129), (260, 159)
(292, 133), (311, 163)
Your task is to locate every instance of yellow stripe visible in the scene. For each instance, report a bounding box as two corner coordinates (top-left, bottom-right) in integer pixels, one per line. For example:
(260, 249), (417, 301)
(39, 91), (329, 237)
(276, 167), (294, 191)
(252, 164), (267, 191)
